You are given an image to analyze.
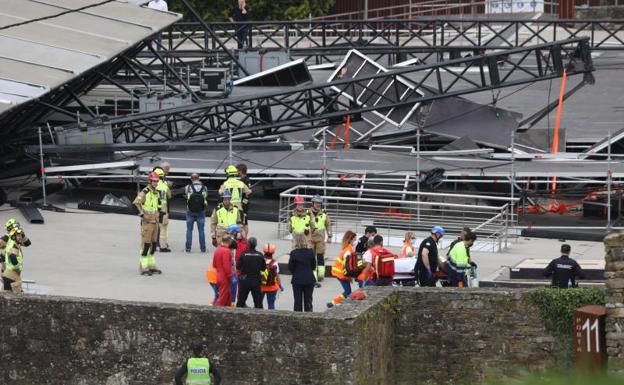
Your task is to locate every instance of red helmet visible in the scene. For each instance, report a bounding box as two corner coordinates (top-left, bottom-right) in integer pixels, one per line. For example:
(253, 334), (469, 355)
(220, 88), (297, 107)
(293, 195), (304, 204)
(148, 172), (160, 182)
(263, 243), (276, 255)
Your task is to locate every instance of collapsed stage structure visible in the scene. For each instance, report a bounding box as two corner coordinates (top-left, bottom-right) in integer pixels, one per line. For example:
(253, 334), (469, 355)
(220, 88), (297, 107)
(2, 0), (624, 238)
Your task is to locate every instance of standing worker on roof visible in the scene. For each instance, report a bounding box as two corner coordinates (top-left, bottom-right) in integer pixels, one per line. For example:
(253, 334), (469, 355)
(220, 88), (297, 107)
(415, 226), (445, 287)
(133, 172), (163, 276)
(210, 190), (242, 247)
(218, 165), (251, 228)
(153, 165), (172, 252)
(288, 195), (311, 249)
(308, 194), (332, 286)
(1, 227), (27, 293)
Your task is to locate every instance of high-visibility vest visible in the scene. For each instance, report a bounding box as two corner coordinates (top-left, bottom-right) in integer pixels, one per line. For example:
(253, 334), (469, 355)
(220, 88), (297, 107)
(311, 210), (328, 231)
(141, 187), (161, 213)
(290, 213), (310, 233)
(331, 245), (353, 280)
(156, 179), (169, 204)
(448, 242), (470, 273)
(401, 241), (414, 258)
(4, 238), (23, 272)
(186, 357), (211, 385)
(222, 178), (246, 206)
(216, 205), (239, 227)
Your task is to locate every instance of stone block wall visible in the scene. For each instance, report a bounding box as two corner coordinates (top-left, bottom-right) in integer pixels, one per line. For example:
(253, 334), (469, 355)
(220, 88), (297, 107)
(604, 232), (624, 371)
(0, 291), (394, 385)
(393, 288), (555, 385)
(0, 289), (558, 385)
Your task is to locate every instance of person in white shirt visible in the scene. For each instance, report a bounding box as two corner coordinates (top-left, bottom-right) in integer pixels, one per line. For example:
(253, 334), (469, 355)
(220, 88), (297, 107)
(147, 0), (168, 49)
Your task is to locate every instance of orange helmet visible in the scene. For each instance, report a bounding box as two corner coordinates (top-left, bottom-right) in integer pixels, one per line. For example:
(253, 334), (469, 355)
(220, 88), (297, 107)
(263, 243), (276, 254)
(148, 172), (160, 182)
(293, 195), (304, 204)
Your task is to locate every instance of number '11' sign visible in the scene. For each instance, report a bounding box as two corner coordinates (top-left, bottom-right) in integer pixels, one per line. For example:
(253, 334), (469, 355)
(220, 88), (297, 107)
(573, 306), (607, 372)
(581, 318), (600, 353)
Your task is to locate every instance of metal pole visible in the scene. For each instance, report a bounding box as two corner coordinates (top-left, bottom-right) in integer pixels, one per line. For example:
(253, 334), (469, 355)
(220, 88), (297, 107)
(38, 126), (47, 207)
(228, 126), (233, 166)
(608, 129), (612, 231)
(416, 128), (421, 222)
(511, 129), (516, 224)
(364, 0), (369, 20)
(322, 128), (327, 195)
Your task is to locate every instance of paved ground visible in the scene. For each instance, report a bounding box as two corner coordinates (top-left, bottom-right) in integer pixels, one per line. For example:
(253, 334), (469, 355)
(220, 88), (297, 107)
(0, 206), (606, 312)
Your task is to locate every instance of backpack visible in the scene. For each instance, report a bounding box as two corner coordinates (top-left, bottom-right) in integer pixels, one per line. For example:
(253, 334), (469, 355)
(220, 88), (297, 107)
(345, 252), (364, 278)
(187, 184), (206, 212)
(373, 248), (396, 279)
(262, 260), (278, 287)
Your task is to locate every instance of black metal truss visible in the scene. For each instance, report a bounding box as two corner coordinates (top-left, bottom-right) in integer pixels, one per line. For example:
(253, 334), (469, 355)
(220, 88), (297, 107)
(106, 38), (593, 144)
(144, 18), (624, 67)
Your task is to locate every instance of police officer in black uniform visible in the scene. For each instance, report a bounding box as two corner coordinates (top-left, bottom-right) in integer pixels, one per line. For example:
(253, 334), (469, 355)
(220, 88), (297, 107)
(415, 226), (445, 287)
(543, 244), (585, 288)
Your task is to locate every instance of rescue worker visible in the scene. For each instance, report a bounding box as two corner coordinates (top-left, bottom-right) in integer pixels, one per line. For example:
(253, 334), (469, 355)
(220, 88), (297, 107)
(328, 230), (360, 308)
(228, 224), (247, 306)
(288, 195), (311, 248)
(153, 166), (172, 252)
(205, 264), (219, 306)
(446, 231), (477, 287)
(0, 219), (31, 272)
(309, 194), (332, 285)
(237, 163), (252, 234)
(401, 231), (416, 258)
(133, 172), (163, 276)
(236, 237), (265, 308)
(415, 226), (445, 287)
(174, 342), (222, 385)
(261, 243), (283, 310)
(543, 244), (585, 288)
(218, 165), (251, 219)
(355, 225), (376, 287)
(213, 235), (233, 307)
(210, 190), (242, 247)
(1, 227), (26, 293)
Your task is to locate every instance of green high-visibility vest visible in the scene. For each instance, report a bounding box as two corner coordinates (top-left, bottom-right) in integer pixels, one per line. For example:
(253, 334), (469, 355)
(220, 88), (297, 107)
(290, 214), (310, 233)
(312, 210), (327, 230)
(141, 187), (161, 212)
(4, 238), (23, 272)
(222, 178), (246, 205)
(449, 242), (469, 267)
(186, 357), (211, 385)
(216, 205), (238, 227)
(157, 179), (169, 204)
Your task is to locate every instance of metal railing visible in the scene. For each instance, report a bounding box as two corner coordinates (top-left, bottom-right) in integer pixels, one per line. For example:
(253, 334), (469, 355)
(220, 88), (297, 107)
(278, 185), (514, 252)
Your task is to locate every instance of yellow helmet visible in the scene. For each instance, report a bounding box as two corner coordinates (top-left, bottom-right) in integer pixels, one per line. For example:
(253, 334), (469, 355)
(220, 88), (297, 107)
(225, 165), (238, 176)
(152, 167), (165, 177)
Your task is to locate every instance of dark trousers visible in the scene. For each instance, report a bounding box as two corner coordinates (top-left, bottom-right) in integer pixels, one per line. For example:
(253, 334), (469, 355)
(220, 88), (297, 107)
(3, 277), (14, 291)
(375, 277), (393, 286)
(417, 270), (437, 287)
(237, 278), (263, 309)
(292, 283), (314, 312)
(236, 27), (248, 49)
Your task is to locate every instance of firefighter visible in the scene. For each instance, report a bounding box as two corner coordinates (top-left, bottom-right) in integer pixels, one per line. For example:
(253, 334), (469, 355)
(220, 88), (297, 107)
(133, 172), (163, 276)
(0, 219), (31, 272)
(210, 190), (242, 247)
(308, 194), (332, 285)
(288, 195), (311, 249)
(1, 228), (26, 293)
(218, 165), (251, 219)
(152, 166), (172, 252)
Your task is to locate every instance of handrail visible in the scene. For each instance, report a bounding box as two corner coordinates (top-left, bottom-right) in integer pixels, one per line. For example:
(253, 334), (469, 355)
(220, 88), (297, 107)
(281, 184), (520, 204)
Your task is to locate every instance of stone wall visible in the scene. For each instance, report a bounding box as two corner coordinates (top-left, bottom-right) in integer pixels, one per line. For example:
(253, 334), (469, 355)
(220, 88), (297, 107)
(604, 232), (624, 371)
(0, 289), (556, 385)
(393, 288), (554, 385)
(576, 6), (624, 19)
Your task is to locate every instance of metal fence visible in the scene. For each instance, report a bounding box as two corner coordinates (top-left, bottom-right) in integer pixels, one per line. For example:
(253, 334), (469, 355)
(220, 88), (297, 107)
(278, 185), (514, 252)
